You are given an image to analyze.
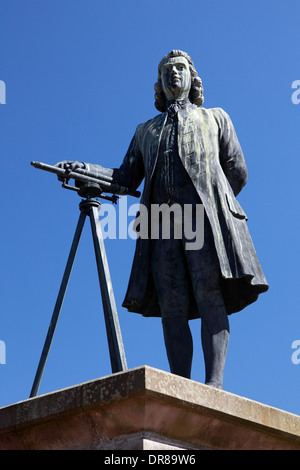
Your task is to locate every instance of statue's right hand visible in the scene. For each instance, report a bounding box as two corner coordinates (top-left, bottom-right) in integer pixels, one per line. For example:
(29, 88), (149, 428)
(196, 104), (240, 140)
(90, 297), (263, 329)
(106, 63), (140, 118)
(54, 160), (85, 172)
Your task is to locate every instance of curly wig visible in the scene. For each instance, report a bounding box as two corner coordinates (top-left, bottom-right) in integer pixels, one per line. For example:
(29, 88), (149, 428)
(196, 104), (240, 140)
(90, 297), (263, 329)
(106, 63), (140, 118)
(154, 50), (204, 112)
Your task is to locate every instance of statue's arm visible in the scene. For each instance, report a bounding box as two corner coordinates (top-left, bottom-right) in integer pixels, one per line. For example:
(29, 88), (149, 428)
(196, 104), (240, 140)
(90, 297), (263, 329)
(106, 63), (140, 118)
(103, 128), (145, 190)
(213, 108), (248, 196)
(55, 126), (144, 191)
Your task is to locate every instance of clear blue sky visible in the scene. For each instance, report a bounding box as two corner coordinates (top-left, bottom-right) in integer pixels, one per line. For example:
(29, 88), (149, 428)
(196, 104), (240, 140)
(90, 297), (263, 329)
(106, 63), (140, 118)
(1, 0), (300, 416)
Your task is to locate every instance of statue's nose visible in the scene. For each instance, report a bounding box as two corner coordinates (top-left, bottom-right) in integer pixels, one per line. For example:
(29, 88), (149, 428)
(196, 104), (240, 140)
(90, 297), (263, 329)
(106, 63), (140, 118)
(171, 66), (179, 76)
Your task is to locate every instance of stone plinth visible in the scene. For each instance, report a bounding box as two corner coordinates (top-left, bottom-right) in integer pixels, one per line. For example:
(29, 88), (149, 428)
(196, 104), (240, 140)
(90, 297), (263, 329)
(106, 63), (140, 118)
(0, 366), (299, 450)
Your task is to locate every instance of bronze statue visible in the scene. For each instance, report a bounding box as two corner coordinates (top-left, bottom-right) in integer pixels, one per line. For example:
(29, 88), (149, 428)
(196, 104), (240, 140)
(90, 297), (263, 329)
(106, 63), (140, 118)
(56, 50), (268, 389)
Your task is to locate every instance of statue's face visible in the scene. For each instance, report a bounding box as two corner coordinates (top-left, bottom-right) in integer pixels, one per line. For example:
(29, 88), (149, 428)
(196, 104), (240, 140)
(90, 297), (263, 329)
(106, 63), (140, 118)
(161, 56), (191, 100)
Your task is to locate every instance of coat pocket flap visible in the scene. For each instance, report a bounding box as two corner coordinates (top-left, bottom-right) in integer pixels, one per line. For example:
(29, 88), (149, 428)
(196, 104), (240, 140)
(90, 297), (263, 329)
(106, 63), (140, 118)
(226, 194), (248, 220)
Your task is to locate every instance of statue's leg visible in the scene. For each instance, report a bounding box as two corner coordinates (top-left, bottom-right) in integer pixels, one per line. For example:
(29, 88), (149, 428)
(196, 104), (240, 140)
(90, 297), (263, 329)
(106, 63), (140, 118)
(183, 212), (229, 388)
(162, 318), (193, 378)
(151, 237), (193, 378)
(201, 307), (229, 389)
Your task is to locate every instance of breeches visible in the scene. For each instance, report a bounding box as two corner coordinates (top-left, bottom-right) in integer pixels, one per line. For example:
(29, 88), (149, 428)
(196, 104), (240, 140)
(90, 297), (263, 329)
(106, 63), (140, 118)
(151, 216), (228, 333)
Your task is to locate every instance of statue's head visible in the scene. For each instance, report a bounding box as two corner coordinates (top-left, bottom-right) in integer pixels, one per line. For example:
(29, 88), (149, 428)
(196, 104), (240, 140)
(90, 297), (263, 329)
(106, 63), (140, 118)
(154, 50), (204, 112)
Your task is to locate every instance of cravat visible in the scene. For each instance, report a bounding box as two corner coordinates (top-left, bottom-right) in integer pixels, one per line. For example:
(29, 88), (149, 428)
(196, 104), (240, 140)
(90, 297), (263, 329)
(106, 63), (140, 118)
(167, 102), (179, 118)
(167, 98), (190, 117)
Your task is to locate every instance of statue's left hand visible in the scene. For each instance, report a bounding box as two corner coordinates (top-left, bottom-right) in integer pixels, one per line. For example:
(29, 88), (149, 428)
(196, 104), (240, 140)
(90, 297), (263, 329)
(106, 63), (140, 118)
(54, 160), (85, 172)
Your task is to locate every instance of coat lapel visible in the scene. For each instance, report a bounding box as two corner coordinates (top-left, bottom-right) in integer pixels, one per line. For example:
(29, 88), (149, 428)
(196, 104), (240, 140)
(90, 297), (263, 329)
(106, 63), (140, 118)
(145, 113), (167, 181)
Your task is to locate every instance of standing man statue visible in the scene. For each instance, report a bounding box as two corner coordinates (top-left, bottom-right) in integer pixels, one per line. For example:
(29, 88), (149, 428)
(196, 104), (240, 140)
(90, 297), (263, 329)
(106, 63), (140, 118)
(56, 50), (268, 389)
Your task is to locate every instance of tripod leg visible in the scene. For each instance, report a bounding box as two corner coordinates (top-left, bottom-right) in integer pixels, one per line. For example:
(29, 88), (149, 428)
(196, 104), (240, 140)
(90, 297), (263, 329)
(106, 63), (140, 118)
(89, 204), (127, 373)
(30, 211), (86, 398)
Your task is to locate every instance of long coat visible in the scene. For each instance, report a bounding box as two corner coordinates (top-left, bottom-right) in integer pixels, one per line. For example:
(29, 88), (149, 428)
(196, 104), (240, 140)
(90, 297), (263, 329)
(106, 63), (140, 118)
(105, 106), (269, 318)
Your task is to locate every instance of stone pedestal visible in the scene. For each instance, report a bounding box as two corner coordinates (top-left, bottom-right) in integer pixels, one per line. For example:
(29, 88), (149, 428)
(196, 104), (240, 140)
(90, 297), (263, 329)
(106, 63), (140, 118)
(0, 366), (299, 450)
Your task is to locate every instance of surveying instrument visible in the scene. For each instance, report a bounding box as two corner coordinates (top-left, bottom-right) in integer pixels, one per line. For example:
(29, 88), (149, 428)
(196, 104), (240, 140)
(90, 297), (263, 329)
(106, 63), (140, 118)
(29, 161), (140, 398)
